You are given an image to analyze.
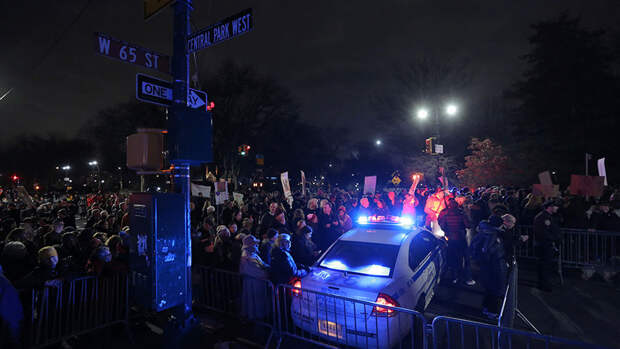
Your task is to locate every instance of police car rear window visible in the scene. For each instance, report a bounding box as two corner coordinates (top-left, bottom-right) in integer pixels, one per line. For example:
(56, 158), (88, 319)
(319, 241), (400, 277)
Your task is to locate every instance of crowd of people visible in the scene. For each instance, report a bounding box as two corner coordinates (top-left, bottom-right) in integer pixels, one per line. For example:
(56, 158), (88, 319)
(1, 181), (619, 344)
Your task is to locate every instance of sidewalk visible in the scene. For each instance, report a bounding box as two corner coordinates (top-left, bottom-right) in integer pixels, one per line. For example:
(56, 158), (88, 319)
(516, 260), (620, 348)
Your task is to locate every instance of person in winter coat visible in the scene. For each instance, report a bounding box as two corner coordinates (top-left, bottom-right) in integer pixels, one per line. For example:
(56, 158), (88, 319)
(532, 199), (561, 292)
(0, 264), (23, 349)
(336, 206), (353, 234)
(471, 220), (507, 316)
(438, 198), (475, 285)
(213, 225), (234, 270)
(270, 234), (308, 286)
(259, 202), (279, 238)
(317, 203), (339, 251)
(292, 225), (320, 266)
(239, 235), (270, 320)
(15, 246), (61, 289)
(260, 228), (278, 265)
(499, 214), (528, 263)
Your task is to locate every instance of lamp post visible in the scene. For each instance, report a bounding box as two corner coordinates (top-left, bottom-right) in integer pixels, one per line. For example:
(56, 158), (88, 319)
(88, 160), (101, 190)
(416, 102), (459, 141)
(416, 102), (460, 191)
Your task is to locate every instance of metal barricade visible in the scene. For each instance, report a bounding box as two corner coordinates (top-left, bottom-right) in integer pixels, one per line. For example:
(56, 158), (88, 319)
(516, 226), (620, 268)
(498, 260), (518, 329)
(19, 274), (130, 349)
(193, 266), (276, 348)
(432, 316), (604, 349)
(276, 283), (428, 349)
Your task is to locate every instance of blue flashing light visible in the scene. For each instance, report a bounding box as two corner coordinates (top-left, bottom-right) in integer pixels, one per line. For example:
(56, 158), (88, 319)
(357, 215), (413, 227)
(399, 216), (413, 226)
(320, 259), (392, 277)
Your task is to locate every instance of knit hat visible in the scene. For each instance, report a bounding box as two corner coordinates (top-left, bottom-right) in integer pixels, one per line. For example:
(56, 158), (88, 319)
(276, 233), (291, 248)
(242, 235), (259, 249)
(206, 206), (216, 214)
(2, 241), (27, 260)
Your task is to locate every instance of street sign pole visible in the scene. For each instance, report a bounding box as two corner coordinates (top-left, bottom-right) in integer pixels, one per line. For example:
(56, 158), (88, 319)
(170, 0), (193, 330)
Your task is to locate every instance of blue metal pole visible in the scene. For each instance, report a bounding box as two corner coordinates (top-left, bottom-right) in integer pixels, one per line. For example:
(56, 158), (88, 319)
(171, 0), (193, 325)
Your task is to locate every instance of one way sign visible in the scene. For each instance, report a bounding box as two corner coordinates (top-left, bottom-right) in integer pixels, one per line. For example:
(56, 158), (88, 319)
(136, 73), (207, 110)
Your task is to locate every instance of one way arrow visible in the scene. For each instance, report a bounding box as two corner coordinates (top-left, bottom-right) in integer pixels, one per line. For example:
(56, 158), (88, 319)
(188, 89), (206, 109)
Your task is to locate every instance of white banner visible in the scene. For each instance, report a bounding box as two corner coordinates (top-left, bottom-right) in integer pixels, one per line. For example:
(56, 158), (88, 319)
(363, 176), (377, 195)
(190, 183), (211, 197)
(281, 172), (292, 200)
(233, 192), (244, 206)
(598, 158), (607, 186)
(214, 180), (229, 205)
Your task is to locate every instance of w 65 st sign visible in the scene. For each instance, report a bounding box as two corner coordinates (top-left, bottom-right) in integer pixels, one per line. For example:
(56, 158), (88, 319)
(94, 33), (171, 75)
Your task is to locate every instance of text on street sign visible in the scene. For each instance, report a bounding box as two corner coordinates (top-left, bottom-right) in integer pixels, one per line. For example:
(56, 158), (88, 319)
(187, 8), (253, 53)
(136, 73), (207, 110)
(94, 33), (171, 75)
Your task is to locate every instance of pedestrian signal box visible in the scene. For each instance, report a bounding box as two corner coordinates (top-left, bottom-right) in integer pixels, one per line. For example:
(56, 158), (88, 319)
(128, 193), (187, 312)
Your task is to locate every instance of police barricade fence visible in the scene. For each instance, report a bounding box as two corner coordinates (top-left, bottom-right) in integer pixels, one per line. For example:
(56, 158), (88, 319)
(13, 274), (130, 349)
(498, 259), (518, 329)
(193, 265), (277, 348)
(516, 226), (620, 267)
(432, 316), (604, 349)
(276, 283), (428, 349)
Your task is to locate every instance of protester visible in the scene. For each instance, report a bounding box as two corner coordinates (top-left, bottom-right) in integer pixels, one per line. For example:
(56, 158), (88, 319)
(270, 233), (308, 286)
(260, 228), (278, 265)
(0, 264), (23, 349)
(239, 235), (270, 320)
(292, 225), (320, 266)
(439, 198), (475, 285)
(471, 220), (507, 317)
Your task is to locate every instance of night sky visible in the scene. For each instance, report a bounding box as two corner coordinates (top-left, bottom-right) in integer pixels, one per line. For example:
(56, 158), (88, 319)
(1, 0), (618, 144)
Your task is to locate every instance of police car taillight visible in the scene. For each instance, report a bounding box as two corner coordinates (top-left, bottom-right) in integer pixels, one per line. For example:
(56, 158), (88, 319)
(372, 293), (399, 317)
(290, 277), (302, 296)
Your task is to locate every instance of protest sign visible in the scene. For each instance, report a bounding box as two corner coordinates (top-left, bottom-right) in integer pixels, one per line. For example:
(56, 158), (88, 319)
(363, 176), (377, 195)
(233, 192), (244, 206)
(214, 180), (229, 205)
(190, 183), (211, 197)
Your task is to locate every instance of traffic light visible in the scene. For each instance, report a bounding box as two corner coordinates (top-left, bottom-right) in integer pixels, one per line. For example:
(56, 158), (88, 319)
(238, 144), (251, 156)
(425, 138), (434, 154)
(11, 175), (19, 182)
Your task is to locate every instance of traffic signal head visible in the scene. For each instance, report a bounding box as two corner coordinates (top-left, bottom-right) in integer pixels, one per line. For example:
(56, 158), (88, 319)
(425, 138), (433, 154)
(11, 175), (19, 182)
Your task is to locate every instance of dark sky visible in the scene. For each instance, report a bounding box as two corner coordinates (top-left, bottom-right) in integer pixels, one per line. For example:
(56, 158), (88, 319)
(0, 0), (618, 143)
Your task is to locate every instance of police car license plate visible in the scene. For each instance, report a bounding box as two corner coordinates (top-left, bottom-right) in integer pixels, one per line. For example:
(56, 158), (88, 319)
(318, 320), (344, 339)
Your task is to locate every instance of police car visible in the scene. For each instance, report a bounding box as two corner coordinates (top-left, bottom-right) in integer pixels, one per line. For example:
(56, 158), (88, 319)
(289, 215), (446, 348)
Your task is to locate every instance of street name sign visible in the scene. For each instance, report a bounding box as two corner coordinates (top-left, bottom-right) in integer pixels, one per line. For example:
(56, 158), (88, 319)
(144, 0), (175, 21)
(187, 8), (253, 53)
(95, 33), (171, 75)
(136, 73), (207, 110)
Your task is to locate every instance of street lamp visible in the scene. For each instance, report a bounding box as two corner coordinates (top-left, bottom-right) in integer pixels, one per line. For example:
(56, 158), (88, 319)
(375, 139), (382, 146)
(445, 104), (458, 116)
(416, 108), (429, 120)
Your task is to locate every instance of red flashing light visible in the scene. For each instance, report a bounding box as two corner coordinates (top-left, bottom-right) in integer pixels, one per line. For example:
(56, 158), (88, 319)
(372, 293), (399, 317)
(290, 277), (302, 296)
